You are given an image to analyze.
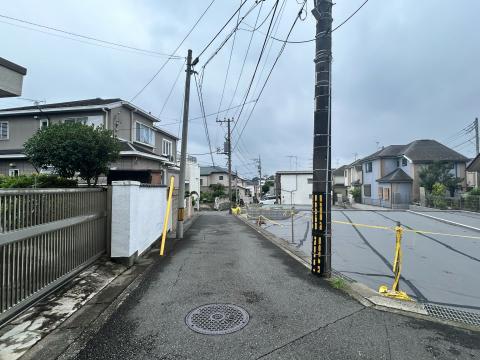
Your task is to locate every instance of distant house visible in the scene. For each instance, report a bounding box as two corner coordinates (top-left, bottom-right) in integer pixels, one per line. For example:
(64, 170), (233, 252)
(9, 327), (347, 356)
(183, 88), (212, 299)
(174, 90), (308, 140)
(466, 153), (480, 189)
(359, 140), (469, 208)
(0, 57), (26, 98)
(275, 170), (312, 205)
(200, 166), (250, 202)
(344, 159), (363, 202)
(333, 165), (348, 202)
(0, 98), (178, 184)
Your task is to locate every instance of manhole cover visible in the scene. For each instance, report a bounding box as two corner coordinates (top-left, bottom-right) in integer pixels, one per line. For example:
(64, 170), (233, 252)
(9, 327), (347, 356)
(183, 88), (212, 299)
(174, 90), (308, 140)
(185, 304), (249, 335)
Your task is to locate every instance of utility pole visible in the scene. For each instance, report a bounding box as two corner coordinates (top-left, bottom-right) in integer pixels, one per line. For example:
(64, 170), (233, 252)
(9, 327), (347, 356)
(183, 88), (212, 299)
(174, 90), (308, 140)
(217, 117), (233, 213)
(258, 155), (262, 198)
(475, 117), (479, 155)
(177, 49), (197, 239)
(311, 0), (332, 277)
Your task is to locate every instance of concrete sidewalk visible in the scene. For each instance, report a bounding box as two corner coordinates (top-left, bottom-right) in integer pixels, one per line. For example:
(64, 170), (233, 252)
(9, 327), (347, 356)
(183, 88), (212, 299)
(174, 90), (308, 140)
(71, 213), (479, 359)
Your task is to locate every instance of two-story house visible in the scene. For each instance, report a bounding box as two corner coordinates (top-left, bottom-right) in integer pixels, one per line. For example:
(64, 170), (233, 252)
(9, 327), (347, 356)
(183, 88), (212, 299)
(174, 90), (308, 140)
(344, 159), (363, 202)
(0, 98), (178, 184)
(359, 140), (468, 208)
(200, 166), (250, 202)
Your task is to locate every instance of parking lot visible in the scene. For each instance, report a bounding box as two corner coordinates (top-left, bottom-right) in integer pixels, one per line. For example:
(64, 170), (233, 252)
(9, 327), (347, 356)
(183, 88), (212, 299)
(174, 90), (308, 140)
(253, 209), (480, 314)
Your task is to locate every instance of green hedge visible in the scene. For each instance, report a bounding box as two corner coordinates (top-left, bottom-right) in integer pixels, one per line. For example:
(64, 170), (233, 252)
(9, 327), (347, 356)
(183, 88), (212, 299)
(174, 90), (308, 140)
(0, 174), (77, 189)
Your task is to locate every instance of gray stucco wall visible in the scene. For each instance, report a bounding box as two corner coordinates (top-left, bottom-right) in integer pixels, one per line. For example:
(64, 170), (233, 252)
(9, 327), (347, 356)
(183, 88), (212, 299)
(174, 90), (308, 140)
(0, 159), (36, 175)
(0, 111), (106, 150)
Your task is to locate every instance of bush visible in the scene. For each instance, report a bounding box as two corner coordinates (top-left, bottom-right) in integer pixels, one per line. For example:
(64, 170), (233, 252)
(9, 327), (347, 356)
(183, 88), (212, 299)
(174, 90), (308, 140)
(349, 187), (361, 203)
(0, 174), (77, 189)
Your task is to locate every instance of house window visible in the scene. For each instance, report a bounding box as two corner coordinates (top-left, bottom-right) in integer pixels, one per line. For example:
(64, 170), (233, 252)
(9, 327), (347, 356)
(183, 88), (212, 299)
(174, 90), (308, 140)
(396, 159), (400, 167)
(200, 179), (203, 186)
(135, 122), (155, 146)
(378, 187), (383, 199)
(162, 139), (172, 156)
(363, 184), (371, 197)
(402, 158), (407, 166)
(219, 175), (224, 180)
(365, 162), (372, 173)
(0, 121), (9, 140)
(65, 116), (88, 124)
(39, 119), (49, 129)
(307, 178), (313, 184)
(65, 116), (103, 127)
(9, 169), (19, 177)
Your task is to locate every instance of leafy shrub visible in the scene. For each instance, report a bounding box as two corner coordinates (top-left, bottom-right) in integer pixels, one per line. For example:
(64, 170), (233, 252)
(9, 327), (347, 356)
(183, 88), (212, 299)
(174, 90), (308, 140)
(349, 187), (361, 203)
(0, 174), (77, 189)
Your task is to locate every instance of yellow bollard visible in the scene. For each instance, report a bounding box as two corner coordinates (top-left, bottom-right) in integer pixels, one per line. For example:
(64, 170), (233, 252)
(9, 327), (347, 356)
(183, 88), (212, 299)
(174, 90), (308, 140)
(160, 176), (175, 256)
(379, 222), (411, 301)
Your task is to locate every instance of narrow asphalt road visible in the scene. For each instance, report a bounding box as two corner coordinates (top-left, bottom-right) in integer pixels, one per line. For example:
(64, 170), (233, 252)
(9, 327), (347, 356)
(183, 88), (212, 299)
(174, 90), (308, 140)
(75, 213), (480, 359)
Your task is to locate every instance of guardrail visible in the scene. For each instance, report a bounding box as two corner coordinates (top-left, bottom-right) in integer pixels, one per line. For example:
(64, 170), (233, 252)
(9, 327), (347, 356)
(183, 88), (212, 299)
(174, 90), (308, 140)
(0, 188), (108, 325)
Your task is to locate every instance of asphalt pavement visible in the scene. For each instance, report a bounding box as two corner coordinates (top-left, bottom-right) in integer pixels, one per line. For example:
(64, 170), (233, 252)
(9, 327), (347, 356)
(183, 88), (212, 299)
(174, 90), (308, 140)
(74, 213), (480, 359)
(261, 209), (480, 314)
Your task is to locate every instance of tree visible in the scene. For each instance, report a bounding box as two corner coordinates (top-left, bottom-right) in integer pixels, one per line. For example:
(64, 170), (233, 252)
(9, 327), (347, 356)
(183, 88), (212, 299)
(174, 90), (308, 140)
(24, 123), (120, 186)
(262, 180), (274, 195)
(418, 161), (463, 196)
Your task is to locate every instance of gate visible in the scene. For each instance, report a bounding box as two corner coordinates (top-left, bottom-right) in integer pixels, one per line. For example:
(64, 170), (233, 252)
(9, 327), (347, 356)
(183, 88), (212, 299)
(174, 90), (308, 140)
(0, 188), (107, 325)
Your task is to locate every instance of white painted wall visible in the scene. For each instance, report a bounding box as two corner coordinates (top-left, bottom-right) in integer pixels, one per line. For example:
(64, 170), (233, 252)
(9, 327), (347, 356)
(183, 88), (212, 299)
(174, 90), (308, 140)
(279, 173), (312, 205)
(111, 181), (167, 258)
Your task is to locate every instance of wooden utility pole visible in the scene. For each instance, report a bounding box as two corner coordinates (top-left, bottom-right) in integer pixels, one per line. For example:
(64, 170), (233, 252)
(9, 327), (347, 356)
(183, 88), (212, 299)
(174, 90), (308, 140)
(311, 0), (332, 277)
(217, 117), (233, 213)
(177, 49), (197, 239)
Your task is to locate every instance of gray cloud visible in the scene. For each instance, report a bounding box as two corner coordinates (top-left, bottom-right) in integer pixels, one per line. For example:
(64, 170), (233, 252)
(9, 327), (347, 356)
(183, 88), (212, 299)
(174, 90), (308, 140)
(1, 0), (479, 178)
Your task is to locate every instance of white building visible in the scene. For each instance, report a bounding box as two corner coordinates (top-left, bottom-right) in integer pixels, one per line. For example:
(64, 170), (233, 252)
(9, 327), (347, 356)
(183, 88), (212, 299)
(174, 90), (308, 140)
(275, 171), (312, 205)
(185, 156), (201, 207)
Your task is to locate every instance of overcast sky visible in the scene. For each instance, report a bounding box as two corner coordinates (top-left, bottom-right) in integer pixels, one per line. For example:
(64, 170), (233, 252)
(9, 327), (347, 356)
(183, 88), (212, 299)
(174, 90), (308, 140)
(1, 0), (479, 178)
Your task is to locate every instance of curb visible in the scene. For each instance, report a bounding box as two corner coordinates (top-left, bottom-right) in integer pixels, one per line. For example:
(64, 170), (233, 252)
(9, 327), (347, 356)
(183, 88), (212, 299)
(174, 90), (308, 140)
(407, 210), (480, 232)
(235, 214), (480, 333)
(22, 214), (201, 360)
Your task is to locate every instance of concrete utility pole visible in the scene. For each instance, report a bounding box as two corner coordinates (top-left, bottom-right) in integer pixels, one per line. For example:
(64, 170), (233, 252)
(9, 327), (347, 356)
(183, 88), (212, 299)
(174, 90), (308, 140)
(311, 0), (332, 277)
(475, 117), (479, 155)
(177, 49), (196, 239)
(258, 155), (262, 198)
(217, 117), (233, 213)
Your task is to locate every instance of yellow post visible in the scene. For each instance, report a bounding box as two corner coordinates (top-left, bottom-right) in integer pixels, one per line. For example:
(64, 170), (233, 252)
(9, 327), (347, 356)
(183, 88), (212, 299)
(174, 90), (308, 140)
(379, 222), (411, 301)
(160, 176), (175, 256)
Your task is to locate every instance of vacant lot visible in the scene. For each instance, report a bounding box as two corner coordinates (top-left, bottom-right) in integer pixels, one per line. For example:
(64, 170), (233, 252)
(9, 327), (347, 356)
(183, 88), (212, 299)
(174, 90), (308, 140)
(254, 209), (480, 314)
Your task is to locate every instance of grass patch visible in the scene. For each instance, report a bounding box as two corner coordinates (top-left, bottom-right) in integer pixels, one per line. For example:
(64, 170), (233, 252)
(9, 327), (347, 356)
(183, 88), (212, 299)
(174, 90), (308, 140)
(330, 277), (347, 290)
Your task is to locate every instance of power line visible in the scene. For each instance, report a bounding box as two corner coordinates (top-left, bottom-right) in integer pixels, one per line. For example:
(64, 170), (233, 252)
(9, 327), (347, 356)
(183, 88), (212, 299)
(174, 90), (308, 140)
(158, 59), (186, 118)
(130, 0), (217, 101)
(245, 0), (370, 44)
(231, 0), (281, 132)
(0, 13), (182, 58)
(195, 0), (249, 61)
(193, 71), (215, 166)
(225, 2), (265, 119)
(157, 100), (257, 126)
(200, 0), (262, 71)
(216, 3), (241, 116)
(233, 0), (307, 150)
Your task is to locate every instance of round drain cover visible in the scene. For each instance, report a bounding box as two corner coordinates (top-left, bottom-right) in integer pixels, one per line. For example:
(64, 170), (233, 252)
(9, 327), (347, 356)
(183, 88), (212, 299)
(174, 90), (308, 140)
(185, 304), (249, 335)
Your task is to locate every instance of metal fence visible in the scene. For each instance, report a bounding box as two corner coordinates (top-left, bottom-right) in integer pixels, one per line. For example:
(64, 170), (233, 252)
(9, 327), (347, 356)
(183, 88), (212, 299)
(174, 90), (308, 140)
(0, 188), (108, 325)
(425, 194), (480, 212)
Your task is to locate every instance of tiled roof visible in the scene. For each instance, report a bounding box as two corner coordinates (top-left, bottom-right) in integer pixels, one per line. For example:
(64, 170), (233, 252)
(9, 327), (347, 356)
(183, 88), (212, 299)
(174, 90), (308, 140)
(360, 140), (468, 164)
(377, 168), (413, 183)
(333, 165), (347, 176)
